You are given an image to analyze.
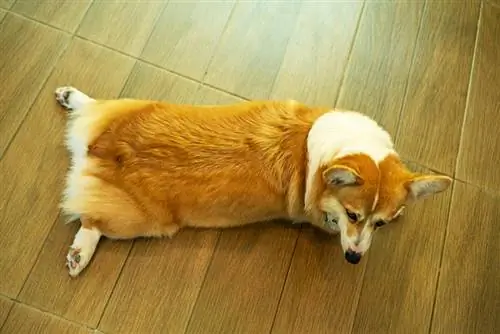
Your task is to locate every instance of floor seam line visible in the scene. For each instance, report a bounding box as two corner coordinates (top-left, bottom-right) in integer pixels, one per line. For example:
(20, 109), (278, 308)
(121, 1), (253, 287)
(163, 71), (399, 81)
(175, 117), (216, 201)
(183, 232), (222, 334)
(451, 2), (483, 180)
(268, 228), (302, 334)
(15, 212), (64, 299)
(198, 0), (238, 88)
(427, 3), (483, 332)
(2, 298), (96, 331)
(333, 0), (366, 108)
(134, 0), (171, 63)
(265, 1), (304, 100)
(95, 241), (135, 330)
(393, 0), (427, 142)
(0, 24), (72, 161)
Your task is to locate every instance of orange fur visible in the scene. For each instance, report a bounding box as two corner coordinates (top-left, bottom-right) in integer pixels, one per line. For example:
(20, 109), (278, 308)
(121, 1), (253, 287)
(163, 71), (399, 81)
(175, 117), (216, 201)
(63, 100), (333, 237)
(56, 87), (453, 275)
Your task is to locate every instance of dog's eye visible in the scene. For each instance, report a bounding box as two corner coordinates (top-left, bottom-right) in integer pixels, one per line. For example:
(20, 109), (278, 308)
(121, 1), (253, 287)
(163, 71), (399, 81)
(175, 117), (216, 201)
(345, 209), (358, 222)
(374, 220), (386, 228)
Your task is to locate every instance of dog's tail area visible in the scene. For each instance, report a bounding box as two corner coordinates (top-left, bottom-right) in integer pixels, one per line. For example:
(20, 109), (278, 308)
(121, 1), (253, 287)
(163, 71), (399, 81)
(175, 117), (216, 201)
(61, 170), (148, 237)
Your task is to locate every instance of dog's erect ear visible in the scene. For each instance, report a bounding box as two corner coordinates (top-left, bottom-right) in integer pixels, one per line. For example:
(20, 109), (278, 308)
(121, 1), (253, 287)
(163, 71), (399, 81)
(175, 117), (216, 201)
(405, 175), (452, 201)
(323, 165), (363, 187)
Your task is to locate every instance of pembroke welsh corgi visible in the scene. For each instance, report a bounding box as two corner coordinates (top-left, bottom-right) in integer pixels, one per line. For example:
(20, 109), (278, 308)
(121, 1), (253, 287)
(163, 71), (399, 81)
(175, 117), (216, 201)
(54, 86), (451, 277)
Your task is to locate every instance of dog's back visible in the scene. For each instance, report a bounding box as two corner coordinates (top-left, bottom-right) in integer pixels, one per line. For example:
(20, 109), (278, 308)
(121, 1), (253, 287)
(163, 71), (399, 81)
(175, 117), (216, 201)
(63, 98), (329, 238)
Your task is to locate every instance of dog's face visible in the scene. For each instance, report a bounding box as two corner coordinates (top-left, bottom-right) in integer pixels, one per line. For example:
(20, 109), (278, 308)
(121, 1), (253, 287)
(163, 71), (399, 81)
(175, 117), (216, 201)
(317, 154), (451, 264)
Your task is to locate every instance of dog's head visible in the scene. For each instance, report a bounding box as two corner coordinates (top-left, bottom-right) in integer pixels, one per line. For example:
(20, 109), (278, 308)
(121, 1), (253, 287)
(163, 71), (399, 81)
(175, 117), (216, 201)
(305, 110), (452, 264)
(315, 153), (451, 264)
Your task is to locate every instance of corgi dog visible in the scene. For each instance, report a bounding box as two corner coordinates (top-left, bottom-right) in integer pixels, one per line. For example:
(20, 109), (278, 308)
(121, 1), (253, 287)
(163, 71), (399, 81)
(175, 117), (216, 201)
(54, 86), (451, 277)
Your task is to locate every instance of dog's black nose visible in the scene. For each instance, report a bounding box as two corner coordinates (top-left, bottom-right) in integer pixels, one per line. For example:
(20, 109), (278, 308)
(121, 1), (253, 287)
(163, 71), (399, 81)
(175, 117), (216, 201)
(344, 250), (362, 264)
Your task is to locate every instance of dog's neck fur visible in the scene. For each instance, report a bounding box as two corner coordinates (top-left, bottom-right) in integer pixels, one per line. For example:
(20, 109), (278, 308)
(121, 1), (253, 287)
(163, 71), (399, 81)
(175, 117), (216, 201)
(304, 110), (395, 214)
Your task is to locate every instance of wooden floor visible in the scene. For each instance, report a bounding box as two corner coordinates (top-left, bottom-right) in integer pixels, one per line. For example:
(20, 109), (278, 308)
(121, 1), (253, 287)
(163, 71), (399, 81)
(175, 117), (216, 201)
(0, 1), (499, 333)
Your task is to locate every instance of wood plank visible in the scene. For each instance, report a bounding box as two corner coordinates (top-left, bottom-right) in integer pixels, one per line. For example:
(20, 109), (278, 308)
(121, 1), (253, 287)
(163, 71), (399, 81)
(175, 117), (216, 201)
(456, 4), (500, 192)
(120, 62), (199, 102)
(351, 162), (453, 333)
(98, 63), (220, 334)
(204, 1), (301, 99)
(396, 2), (480, 175)
(186, 223), (299, 334)
(0, 296), (13, 329)
(141, 0), (235, 80)
(12, 0), (92, 32)
(2, 38), (134, 304)
(0, 303), (92, 334)
(0, 0), (13, 9)
(193, 85), (243, 105)
(337, 1), (424, 134)
(271, 227), (365, 334)
(99, 231), (219, 334)
(18, 216), (132, 328)
(431, 182), (500, 333)
(272, 5), (424, 330)
(0, 13), (69, 157)
(77, 1), (166, 56)
(270, 2), (363, 106)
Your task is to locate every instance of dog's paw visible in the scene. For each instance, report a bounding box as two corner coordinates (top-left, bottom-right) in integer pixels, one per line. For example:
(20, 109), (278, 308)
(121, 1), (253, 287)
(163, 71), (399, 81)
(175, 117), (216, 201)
(66, 246), (85, 277)
(55, 86), (92, 110)
(66, 227), (102, 277)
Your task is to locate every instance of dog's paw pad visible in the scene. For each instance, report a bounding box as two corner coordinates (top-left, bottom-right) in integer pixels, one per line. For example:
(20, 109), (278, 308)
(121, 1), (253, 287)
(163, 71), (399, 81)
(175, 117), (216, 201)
(66, 246), (84, 277)
(55, 86), (79, 110)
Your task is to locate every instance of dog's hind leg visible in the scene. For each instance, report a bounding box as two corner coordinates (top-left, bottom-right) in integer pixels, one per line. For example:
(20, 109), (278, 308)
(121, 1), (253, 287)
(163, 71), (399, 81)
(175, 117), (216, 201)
(66, 215), (102, 277)
(55, 86), (95, 111)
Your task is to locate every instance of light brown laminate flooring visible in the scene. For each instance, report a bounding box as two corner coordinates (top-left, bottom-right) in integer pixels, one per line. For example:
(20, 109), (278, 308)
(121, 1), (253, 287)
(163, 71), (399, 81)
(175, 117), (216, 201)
(0, 1), (498, 333)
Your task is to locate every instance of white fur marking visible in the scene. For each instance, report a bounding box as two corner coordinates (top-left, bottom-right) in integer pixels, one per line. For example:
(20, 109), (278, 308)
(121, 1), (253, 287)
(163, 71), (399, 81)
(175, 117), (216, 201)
(56, 87), (97, 217)
(55, 86), (95, 110)
(67, 227), (101, 277)
(305, 110), (395, 209)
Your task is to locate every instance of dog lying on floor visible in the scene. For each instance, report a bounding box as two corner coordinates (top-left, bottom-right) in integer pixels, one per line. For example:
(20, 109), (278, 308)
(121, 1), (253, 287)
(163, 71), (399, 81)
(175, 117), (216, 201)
(54, 86), (451, 277)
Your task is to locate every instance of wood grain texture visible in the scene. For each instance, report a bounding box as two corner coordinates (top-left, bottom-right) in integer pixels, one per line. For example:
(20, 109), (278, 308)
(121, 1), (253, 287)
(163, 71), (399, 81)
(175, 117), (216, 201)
(18, 217), (132, 328)
(0, 296), (13, 329)
(0, 13), (69, 157)
(98, 63), (218, 334)
(12, 0), (92, 32)
(396, 2), (480, 175)
(77, 1), (166, 56)
(141, 0), (235, 80)
(431, 182), (500, 333)
(0, 38), (134, 300)
(186, 223), (299, 334)
(204, 1), (301, 99)
(0, 303), (92, 334)
(120, 62), (199, 102)
(337, 1), (424, 134)
(99, 231), (219, 334)
(352, 162), (453, 333)
(0, 0), (13, 9)
(271, 2), (362, 106)
(271, 227), (365, 334)
(194, 85), (243, 105)
(456, 4), (500, 192)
